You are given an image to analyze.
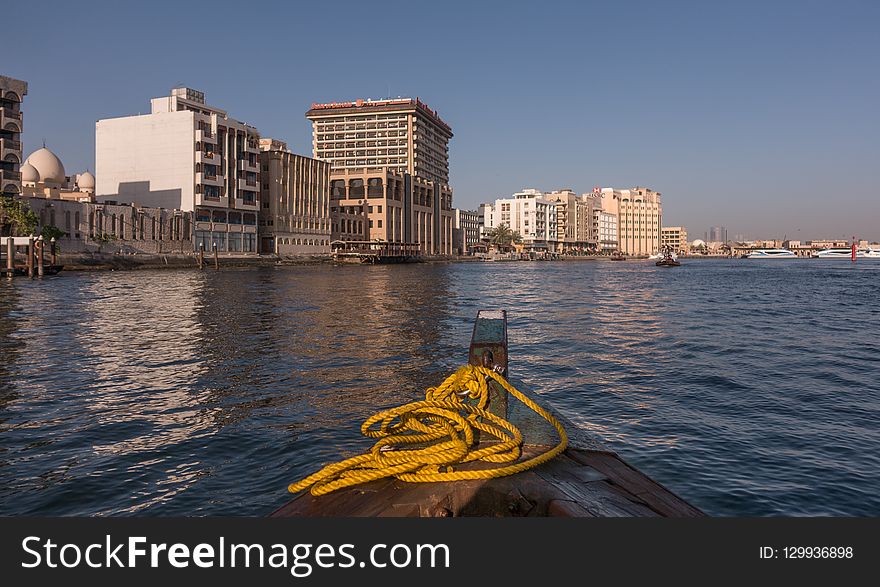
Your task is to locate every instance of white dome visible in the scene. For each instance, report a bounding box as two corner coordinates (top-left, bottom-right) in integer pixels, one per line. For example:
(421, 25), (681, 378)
(78, 171), (95, 190)
(25, 148), (66, 185)
(691, 239), (706, 247)
(20, 162), (40, 183)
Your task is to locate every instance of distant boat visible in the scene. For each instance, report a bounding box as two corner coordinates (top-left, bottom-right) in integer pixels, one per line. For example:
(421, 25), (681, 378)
(655, 250), (681, 267)
(812, 248), (880, 259)
(812, 248), (853, 258)
(745, 249), (797, 259)
(609, 252), (626, 261)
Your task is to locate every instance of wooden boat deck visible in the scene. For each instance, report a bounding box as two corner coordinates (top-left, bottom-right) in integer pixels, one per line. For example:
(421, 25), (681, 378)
(273, 445), (702, 517)
(273, 310), (703, 518)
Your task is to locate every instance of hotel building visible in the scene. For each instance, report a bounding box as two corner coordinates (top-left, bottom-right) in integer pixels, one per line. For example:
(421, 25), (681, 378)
(258, 138), (331, 256)
(96, 88), (261, 254)
(483, 189), (557, 250)
(305, 98), (454, 254)
(0, 75), (27, 197)
(599, 187), (661, 256)
(661, 226), (688, 255)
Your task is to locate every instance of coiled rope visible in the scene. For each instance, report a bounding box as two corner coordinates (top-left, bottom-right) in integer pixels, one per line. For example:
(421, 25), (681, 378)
(288, 364), (568, 496)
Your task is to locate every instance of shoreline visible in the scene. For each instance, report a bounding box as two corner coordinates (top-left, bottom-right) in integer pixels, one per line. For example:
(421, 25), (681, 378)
(32, 252), (737, 273)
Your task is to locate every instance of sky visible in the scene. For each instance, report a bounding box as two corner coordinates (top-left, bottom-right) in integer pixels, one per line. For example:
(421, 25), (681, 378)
(6, 0), (879, 240)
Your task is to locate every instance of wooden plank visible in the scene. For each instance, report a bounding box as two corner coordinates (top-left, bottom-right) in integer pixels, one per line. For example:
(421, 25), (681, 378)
(566, 450), (704, 517)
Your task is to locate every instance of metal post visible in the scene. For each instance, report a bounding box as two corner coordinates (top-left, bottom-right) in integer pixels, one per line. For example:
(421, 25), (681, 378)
(36, 237), (44, 277)
(27, 236), (34, 278)
(5, 236), (12, 278)
(213, 243), (219, 270)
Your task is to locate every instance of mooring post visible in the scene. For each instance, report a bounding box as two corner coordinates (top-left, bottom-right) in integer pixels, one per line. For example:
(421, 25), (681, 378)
(198, 243), (204, 269)
(27, 236), (34, 278)
(36, 237), (44, 277)
(468, 309), (509, 418)
(5, 236), (12, 278)
(213, 243), (219, 270)
(50, 237), (56, 266)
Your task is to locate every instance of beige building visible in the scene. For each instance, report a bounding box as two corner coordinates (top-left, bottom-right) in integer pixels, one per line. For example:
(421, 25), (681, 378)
(545, 189), (598, 252)
(661, 226), (688, 255)
(1, 75), (27, 197)
(258, 138), (331, 256)
(96, 87), (261, 254)
(600, 187), (661, 256)
(21, 196), (192, 255)
(306, 98), (454, 254)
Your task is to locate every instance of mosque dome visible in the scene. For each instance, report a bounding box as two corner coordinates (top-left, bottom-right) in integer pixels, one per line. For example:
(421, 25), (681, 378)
(20, 162), (40, 183)
(25, 148), (66, 185)
(78, 171), (95, 190)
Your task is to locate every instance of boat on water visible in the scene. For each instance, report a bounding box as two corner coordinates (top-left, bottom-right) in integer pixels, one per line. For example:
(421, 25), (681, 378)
(274, 310), (703, 518)
(745, 249), (797, 259)
(812, 248), (853, 259)
(655, 254), (681, 267)
(609, 252), (626, 261)
(812, 248), (880, 259)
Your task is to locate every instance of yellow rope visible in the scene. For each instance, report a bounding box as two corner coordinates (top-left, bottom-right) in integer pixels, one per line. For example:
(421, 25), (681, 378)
(288, 364), (568, 496)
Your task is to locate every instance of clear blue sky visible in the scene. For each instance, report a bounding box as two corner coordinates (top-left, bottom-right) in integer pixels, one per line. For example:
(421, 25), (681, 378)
(7, 0), (879, 240)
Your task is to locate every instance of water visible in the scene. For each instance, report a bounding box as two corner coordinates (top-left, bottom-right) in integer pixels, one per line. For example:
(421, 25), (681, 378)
(1, 259), (878, 516)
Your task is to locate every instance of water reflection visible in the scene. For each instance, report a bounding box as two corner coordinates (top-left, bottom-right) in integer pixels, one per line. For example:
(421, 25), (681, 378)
(1, 261), (879, 516)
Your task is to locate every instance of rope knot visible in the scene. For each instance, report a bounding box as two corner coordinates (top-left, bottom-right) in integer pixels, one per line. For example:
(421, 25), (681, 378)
(287, 364), (568, 497)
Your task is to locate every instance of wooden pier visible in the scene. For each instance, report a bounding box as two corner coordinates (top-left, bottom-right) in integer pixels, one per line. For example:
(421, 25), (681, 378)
(2, 235), (63, 278)
(331, 240), (422, 264)
(274, 310), (703, 517)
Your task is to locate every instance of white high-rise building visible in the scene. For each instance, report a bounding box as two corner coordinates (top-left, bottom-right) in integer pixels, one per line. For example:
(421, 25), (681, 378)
(482, 188), (557, 250)
(96, 88), (261, 253)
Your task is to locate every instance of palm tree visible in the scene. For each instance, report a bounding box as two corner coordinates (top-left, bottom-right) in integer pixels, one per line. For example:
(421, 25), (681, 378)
(485, 224), (523, 251)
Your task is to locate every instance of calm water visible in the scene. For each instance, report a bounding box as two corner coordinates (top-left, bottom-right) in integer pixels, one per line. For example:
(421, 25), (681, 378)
(1, 259), (878, 516)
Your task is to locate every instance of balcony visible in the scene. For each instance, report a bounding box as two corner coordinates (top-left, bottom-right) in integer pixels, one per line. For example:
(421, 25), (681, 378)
(196, 150), (219, 164)
(1, 137), (21, 159)
(1, 169), (21, 183)
(238, 178), (258, 191)
(245, 140), (259, 154)
(0, 107), (22, 132)
(196, 172), (224, 186)
(196, 129), (215, 143)
(235, 196), (259, 209)
(238, 158), (258, 171)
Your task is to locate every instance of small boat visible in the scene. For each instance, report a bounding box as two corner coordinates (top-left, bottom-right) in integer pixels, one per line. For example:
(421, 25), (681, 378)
(655, 256), (681, 267)
(609, 252), (626, 261)
(745, 249), (797, 259)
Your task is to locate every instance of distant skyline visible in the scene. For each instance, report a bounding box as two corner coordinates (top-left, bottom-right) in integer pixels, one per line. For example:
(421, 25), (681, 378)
(6, 0), (879, 240)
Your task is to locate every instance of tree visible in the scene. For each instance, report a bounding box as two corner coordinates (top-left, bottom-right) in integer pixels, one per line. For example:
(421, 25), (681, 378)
(485, 224), (523, 251)
(0, 196), (38, 237)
